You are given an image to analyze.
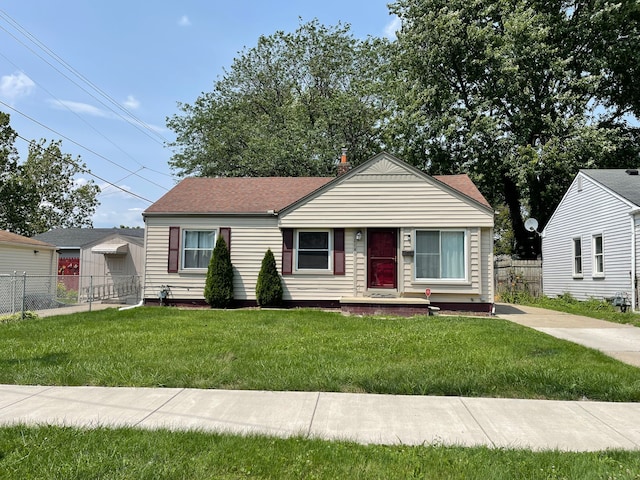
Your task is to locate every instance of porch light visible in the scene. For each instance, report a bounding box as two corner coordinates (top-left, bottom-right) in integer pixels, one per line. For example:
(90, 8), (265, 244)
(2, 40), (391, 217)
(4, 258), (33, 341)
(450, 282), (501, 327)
(356, 231), (362, 241)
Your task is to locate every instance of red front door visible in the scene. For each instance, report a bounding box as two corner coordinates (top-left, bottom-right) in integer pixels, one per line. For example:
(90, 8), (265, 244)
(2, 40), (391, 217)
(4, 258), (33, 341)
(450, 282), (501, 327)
(367, 229), (397, 289)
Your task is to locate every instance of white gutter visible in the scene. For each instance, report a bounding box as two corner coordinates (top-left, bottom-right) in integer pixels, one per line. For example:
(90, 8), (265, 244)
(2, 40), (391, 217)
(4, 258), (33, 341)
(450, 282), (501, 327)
(630, 208), (640, 312)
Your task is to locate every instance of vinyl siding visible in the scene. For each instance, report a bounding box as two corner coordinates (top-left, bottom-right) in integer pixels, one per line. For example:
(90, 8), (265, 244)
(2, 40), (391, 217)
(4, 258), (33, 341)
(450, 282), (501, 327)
(144, 216), (357, 302)
(0, 244), (57, 276)
(543, 174), (635, 300)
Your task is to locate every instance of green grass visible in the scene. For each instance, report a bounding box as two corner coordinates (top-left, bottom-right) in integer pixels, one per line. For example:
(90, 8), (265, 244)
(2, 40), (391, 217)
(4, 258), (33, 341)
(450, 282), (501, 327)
(1, 307), (640, 401)
(1, 425), (640, 479)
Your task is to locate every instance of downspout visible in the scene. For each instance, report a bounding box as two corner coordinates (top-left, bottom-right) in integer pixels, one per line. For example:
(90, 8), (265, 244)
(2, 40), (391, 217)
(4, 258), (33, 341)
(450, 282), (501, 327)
(630, 208), (640, 312)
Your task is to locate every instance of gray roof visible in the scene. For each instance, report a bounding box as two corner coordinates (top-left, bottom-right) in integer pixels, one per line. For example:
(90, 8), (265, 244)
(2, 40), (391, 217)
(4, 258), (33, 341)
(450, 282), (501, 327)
(582, 169), (640, 208)
(32, 228), (144, 248)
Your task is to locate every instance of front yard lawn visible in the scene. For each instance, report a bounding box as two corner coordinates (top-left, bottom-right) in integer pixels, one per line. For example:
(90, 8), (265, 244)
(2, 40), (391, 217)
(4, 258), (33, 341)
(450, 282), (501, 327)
(2, 425), (640, 479)
(1, 307), (639, 401)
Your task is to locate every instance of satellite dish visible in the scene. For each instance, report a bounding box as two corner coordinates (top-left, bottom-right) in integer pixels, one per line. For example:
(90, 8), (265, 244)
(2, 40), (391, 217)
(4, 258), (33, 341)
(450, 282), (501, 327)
(524, 218), (539, 233)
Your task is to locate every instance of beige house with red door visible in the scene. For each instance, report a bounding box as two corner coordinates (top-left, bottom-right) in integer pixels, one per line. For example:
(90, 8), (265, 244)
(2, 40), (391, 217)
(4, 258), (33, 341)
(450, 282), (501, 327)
(142, 152), (494, 313)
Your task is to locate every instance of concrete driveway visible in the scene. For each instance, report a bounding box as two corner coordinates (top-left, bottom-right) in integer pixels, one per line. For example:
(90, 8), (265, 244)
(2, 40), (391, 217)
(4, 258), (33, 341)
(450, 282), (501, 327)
(495, 303), (640, 368)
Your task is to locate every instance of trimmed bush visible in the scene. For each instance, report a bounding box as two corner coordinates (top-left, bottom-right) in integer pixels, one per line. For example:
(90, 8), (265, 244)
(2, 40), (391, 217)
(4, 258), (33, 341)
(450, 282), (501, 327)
(256, 248), (283, 307)
(204, 236), (234, 308)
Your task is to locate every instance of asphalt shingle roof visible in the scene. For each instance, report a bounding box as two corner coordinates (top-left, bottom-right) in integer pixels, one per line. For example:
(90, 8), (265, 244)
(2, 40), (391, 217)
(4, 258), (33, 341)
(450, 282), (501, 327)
(0, 230), (55, 248)
(582, 169), (640, 207)
(144, 173), (491, 215)
(145, 177), (335, 215)
(32, 228), (144, 248)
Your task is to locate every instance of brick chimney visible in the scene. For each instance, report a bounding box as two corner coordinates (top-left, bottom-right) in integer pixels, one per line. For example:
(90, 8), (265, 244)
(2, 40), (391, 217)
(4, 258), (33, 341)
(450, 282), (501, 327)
(337, 147), (350, 176)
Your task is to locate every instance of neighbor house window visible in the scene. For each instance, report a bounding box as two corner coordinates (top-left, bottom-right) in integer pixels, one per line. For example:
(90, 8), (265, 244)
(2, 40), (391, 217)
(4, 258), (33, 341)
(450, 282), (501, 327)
(415, 230), (466, 280)
(573, 238), (583, 276)
(593, 234), (604, 276)
(297, 230), (330, 270)
(182, 230), (215, 269)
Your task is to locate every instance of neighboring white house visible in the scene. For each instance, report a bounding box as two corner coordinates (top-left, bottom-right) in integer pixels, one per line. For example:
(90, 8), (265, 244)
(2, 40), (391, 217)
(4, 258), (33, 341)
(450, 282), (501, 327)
(142, 153), (495, 314)
(0, 230), (58, 314)
(542, 169), (640, 310)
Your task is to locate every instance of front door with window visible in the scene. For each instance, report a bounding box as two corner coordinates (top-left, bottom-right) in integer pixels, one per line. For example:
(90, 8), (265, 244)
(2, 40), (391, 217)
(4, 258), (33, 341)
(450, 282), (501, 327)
(367, 229), (397, 289)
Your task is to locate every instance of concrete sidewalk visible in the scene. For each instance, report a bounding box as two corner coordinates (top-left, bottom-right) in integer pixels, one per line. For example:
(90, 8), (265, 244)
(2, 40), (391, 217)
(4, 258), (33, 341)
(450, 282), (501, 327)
(495, 303), (640, 367)
(1, 384), (640, 452)
(2, 304), (640, 452)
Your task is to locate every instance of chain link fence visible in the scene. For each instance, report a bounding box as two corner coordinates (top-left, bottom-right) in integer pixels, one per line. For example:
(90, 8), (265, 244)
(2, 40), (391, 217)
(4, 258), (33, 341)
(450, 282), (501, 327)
(0, 273), (141, 317)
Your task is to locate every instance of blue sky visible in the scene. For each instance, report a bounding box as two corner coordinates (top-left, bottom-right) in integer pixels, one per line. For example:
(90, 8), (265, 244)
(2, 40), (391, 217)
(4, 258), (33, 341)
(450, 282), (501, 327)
(0, 1), (399, 229)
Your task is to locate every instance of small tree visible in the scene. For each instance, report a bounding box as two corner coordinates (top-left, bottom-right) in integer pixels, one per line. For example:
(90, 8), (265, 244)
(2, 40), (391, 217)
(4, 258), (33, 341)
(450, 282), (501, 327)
(255, 248), (283, 307)
(204, 236), (234, 308)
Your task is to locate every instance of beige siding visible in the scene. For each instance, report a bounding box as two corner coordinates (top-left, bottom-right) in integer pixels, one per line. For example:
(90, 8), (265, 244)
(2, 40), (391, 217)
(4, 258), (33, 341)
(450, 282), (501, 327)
(144, 216), (283, 301)
(399, 227), (492, 303)
(80, 235), (144, 278)
(280, 157), (493, 228)
(0, 244), (57, 276)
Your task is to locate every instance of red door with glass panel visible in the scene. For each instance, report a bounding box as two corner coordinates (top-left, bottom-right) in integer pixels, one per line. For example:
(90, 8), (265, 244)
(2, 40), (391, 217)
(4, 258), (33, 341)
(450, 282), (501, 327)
(367, 229), (397, 289)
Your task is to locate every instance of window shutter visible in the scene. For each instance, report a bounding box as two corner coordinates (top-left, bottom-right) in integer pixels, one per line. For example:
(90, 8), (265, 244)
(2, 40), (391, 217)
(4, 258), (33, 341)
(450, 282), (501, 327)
(334, 228), (345, 275)
(220, 227), (231, 253)
(282, 228), (294, 275)
(168, 226), (180, 273)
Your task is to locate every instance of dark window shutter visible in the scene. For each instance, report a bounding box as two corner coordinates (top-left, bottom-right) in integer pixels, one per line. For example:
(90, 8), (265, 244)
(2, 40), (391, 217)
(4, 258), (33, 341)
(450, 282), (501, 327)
(168, 226), (180, 273)
(334, 228), (345, 275)
(220, 227), (231, 253)
(282, 228), (294, 275)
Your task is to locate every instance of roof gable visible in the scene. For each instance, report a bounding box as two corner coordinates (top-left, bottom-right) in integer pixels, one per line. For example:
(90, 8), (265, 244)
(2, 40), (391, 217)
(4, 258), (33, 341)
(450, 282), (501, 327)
(33, 228), (144, 248)
(280, 152), (492, 215)
(144, 153), (491, 217)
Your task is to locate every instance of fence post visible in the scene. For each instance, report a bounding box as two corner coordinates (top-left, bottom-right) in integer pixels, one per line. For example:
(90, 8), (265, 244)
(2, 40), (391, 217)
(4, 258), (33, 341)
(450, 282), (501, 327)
(21, 272), (26, 319)
(89, 275), (93, 312)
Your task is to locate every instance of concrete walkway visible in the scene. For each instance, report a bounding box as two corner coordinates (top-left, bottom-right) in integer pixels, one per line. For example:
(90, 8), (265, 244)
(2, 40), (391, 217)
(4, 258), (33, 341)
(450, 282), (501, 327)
(1, 304), (640, 452)
(495, 303), (640, 367)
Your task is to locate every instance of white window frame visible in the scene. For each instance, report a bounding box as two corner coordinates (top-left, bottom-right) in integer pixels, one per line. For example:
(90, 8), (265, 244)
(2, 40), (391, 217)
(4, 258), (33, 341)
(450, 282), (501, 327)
(181, 229), (216, 271)
(573, 237), (583, 278)
(414, 229), (468, 282)
(295, 229), (332, 273)
(592, 233), (604, 278)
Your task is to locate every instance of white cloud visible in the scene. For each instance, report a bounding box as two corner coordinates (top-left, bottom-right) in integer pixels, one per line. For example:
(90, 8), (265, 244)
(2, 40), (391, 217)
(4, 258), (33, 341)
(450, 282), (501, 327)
(178, 15), (191, 27)
(47, 99), (110, 117)
(123, 95), (140, 110)
(384, 16), (402, 39)
(0, 71), (35, 102)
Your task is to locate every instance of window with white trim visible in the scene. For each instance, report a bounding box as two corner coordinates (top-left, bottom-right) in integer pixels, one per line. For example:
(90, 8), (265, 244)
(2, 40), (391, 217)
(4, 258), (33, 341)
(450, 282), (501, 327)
(415, 230), (466, 280)
(573, 237), (582, 276)
(296, 230), (330, 270)
(593, 234), (604, 276)
(182, 230), (215, 269)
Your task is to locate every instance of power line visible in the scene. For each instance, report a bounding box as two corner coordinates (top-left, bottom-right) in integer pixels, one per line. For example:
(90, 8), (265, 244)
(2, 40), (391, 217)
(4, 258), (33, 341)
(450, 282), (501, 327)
(0, 49), (174, 182)
(14, 133), (155, 204)
(1, 100), (167, 199)
(0, 9), (171, 147)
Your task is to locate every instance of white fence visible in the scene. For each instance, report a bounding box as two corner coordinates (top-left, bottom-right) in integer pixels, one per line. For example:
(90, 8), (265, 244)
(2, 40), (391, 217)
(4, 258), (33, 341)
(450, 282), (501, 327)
(0, 273), (141, 316)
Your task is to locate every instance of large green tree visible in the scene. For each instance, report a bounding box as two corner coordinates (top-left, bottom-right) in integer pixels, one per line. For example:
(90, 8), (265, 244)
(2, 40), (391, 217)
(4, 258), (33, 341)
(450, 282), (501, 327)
(167, 19), (393, 177)
(0, 112), (100, 237)
(389, 0), (640, 258)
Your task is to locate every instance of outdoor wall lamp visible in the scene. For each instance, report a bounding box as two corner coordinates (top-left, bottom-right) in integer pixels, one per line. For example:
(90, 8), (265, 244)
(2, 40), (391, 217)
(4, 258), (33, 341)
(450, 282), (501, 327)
(356, 231), (362, 241)
(33, 250), (39, 255)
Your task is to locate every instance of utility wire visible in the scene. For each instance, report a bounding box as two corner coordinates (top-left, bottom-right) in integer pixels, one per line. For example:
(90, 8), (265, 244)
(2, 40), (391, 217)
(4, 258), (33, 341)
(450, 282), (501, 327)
(0, 50), (173, 181)
(1, 100), (169, 195)
(0, 9), (170, 147)
(14, 133), (154, 203)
